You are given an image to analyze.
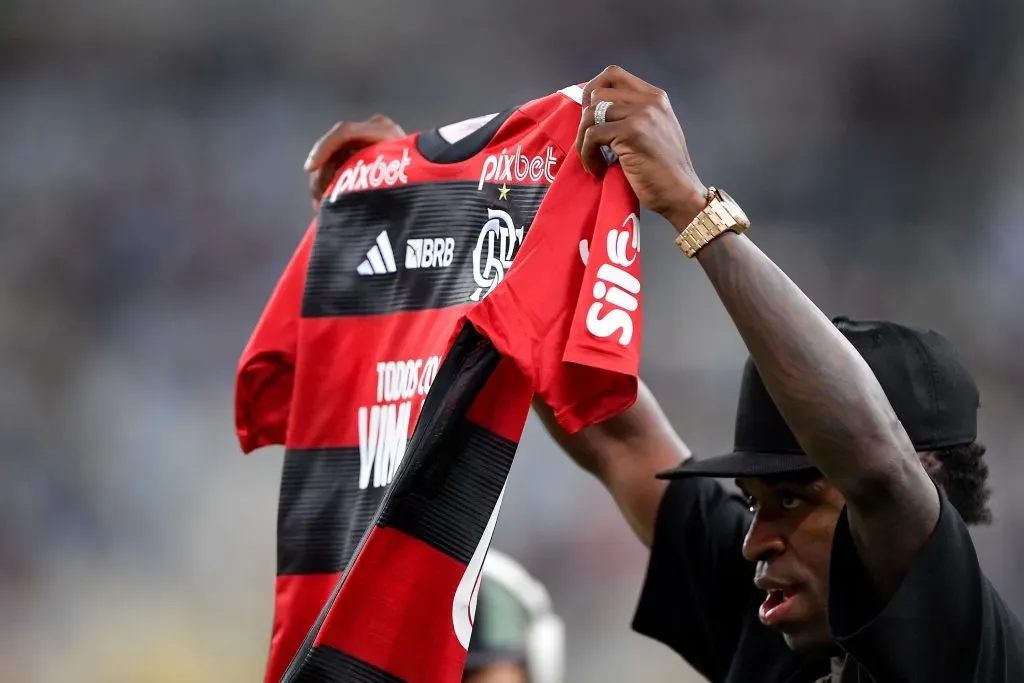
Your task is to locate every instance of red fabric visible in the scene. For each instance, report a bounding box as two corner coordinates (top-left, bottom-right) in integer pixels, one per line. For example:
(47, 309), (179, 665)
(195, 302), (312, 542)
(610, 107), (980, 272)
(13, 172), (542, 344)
(235, 221), (314, 452)
(315, 519), (486, 682)
(269, 573), (339, 675)
(307, 355), (534, 683)
(235, 85), (643, 683)
(466, 153), (641, 434)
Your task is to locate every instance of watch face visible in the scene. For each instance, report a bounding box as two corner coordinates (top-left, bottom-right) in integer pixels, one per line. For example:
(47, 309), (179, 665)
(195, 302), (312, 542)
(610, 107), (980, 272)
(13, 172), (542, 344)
(717, 189), (750, 228)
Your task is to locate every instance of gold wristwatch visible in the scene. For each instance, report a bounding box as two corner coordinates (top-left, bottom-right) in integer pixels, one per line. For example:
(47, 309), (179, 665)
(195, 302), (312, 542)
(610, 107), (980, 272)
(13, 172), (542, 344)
(674, 187), (751, 258)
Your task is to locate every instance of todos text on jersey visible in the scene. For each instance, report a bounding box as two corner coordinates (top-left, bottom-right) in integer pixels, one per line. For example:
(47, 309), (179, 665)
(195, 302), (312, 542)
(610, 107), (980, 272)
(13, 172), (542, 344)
(357, 354), (441, 489)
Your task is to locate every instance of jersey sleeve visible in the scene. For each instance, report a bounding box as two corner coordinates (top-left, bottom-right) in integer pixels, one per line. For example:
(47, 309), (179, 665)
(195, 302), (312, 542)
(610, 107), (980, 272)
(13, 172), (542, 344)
(553, 158), (642, 431)
(465, 151), (640, 434)
(633, 478), (763, 682)
(829, 486), (1024, 682)
(234, 221), (314, 453)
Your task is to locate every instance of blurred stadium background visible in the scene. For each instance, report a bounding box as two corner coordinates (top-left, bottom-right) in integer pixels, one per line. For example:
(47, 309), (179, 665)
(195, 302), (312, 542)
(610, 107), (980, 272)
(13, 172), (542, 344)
(2, 1), (1023, 681)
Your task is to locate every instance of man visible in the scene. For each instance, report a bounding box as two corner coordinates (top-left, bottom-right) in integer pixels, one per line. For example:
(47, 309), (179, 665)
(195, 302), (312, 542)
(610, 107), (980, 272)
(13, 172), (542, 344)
(303, 66), (1023, 681)
(465, 550), (565, 683)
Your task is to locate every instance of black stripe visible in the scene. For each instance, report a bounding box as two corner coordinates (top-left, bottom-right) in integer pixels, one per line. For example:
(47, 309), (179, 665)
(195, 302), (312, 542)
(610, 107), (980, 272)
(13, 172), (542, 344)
(417, 108), (518, 164)
(278, 448), (386, 576)
(376, 322), (512, 564)
(290, 646), (405, 683)
(276, 324), (512, 574)
(279, 323), (507, 683)
(378, 419), (516, 564)
(304, 182), (548, 318)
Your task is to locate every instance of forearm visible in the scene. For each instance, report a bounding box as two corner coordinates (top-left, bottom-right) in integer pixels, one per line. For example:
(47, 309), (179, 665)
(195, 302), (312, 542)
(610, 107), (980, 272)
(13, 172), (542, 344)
(692, 231), (940, 593)
(693, 232), (931, 507)
(531, 383), (688, 547)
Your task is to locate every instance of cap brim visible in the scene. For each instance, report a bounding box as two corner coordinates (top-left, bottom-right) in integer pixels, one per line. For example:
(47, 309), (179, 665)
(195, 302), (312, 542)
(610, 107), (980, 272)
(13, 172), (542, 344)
(656, 451), (818, 480)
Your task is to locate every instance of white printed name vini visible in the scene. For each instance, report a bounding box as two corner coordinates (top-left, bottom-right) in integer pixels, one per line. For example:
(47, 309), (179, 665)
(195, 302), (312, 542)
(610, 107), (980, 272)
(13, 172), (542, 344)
(357, 355), (441, 489)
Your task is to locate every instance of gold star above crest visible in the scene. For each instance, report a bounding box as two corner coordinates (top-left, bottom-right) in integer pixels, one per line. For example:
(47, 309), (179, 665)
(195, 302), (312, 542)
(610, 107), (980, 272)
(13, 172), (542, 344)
(498, 184), (510, 200)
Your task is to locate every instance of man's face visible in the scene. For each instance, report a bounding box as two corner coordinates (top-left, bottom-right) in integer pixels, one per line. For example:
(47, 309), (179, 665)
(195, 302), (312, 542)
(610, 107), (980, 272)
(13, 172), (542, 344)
(738, 475), (845, 654)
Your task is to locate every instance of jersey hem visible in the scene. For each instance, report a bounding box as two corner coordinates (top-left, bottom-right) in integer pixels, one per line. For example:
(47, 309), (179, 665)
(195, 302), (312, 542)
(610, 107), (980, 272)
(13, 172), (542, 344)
(552, 382), (638, 435)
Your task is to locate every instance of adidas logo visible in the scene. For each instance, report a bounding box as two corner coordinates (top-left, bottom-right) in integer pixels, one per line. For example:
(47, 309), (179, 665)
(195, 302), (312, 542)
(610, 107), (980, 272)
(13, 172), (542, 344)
(357, 231), (398, 276)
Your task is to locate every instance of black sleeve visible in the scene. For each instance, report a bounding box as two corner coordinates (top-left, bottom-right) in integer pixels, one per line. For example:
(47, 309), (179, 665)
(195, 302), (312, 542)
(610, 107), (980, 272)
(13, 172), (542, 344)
(829, 487), (1024, 682)
(632, 477), (760, 682)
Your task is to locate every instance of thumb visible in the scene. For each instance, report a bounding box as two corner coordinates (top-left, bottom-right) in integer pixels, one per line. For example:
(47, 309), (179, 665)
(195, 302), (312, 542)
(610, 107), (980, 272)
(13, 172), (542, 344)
(304, 121), (355, 172)
(304, 118), (409, 172)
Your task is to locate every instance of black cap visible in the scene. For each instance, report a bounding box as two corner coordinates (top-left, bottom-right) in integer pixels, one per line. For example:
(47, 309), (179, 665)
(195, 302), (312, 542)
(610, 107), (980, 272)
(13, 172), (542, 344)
(657, 317), (980, 480)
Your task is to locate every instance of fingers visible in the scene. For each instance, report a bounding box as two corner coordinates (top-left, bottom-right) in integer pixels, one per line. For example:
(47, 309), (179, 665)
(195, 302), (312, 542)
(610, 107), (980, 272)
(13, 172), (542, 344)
(576, 97), (632, 166)
(586, 86), (647, 109)
(580, 65), (661, 108)
(578, 120), (629, 178)
(581, 65), (630, 109)
(576, 66), (667, 176)
(575, 83), (638, 169)
(579, 98), (632, 131)
(305, 115), (407, 209)
(303, 116), (406, 172)
(305, 122), (350, 172)
(310, 155), (344, 205)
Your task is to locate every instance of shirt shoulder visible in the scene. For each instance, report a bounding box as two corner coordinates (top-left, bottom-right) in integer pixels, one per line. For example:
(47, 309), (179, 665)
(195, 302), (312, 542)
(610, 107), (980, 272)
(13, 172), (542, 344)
(830, 487), (1024, 681)
(513, 84), (588, 155)
(464, 84), (640, 433)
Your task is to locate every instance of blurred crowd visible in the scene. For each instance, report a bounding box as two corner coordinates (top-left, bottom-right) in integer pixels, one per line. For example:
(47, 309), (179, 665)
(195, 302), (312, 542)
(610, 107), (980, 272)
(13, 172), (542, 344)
(2, 1), (1023, 681)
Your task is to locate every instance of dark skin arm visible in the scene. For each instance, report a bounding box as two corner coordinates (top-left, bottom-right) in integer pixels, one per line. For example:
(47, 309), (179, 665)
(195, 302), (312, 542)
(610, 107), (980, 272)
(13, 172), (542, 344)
(304, 114), (408, 210)
(576, 65), (939, 598)
(531, 383), (688, 548)
(299, 90), (937, 594)
(695, 233), (937, 595)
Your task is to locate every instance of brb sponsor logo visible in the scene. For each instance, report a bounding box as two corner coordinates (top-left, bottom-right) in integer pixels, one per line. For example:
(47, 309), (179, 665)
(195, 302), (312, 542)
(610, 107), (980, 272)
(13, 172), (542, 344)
(329, 148), (412, 202)
(477, 145), (558, 191)
(470, 208), (523, 301)
(357, 355), (441, 489)
(405, 237), (455, 270)
(585, 213), (641, 346)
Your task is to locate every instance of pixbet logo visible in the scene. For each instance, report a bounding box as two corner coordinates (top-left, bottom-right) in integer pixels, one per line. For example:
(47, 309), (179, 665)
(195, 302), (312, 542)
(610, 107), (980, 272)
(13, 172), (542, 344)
(585, 213), (641, 346)
(470, 208), (523, 301)
(477, 145), (558, 191)
(329, 149), (412, 202)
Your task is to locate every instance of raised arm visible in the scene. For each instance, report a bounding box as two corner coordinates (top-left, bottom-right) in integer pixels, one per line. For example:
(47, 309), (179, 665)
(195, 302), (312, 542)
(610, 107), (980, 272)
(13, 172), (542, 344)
(531, 381), (689, 547)
(575, 65), (938, 599)
(694, 233), (936, 594)
(299, 114), (693, 549)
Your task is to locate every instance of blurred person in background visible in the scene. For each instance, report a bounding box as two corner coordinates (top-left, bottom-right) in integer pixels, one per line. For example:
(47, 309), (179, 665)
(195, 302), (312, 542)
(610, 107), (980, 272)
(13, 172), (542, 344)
(465, 550), (565, 683)
(304, 65), (1023, 682)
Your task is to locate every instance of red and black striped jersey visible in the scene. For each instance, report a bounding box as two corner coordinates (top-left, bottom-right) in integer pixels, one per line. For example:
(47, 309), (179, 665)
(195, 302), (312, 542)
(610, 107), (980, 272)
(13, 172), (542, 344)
(235, 84), (643, 683)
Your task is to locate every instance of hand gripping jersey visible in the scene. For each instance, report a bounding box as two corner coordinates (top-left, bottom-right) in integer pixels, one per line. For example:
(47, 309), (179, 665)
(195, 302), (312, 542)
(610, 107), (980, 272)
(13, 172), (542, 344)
(235, 84), (643, 683)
